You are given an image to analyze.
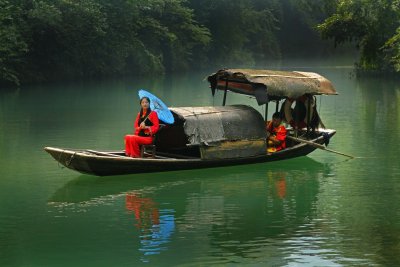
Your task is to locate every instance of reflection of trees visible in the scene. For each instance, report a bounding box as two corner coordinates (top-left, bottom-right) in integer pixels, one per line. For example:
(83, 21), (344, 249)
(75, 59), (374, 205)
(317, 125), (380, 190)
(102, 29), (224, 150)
(315, 77), (400, 266)
(0, 89), (32, 174)
(316, 166), (400, 266)
(324, 77), (400, 267)
(356, 78), (400, 158)
(351, 78), (400, 265)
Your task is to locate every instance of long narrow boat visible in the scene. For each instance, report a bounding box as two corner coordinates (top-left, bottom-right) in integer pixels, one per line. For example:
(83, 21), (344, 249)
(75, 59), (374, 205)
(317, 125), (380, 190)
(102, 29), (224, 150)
(45, 69), (338, 176)
(44, 129), (334, 176)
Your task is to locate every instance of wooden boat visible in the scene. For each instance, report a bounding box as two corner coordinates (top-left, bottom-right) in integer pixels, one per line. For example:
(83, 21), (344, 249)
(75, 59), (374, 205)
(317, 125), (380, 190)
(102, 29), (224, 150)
(45, 69), (338, 176)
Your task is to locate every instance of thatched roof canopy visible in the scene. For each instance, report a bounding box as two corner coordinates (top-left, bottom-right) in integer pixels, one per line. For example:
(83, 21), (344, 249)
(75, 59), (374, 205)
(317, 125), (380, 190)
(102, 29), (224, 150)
(207, 69), (337, 103)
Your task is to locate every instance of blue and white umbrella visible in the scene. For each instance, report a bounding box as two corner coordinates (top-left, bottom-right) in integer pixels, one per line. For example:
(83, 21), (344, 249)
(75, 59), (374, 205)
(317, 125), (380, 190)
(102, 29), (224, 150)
(138, 89), (174, 124)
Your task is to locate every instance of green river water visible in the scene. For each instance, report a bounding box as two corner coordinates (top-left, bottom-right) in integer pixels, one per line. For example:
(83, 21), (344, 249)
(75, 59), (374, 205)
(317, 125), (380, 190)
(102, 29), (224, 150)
(1, 59), (400, 266)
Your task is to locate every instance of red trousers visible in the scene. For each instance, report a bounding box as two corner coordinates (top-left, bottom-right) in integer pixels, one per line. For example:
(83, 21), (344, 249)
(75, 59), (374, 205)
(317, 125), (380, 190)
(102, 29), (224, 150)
(124, 135), (153, 157)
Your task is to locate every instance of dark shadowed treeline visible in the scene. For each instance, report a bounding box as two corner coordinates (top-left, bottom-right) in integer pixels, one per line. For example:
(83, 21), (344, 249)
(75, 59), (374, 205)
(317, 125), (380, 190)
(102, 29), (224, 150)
(278, 0), (336, 57)
(188, 0), (282, 66)
(0, 0), (343, 86)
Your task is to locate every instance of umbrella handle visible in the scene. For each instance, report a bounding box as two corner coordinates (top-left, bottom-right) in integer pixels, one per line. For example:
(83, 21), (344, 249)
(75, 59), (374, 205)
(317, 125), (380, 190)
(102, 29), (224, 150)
(139, 114), (150, 127)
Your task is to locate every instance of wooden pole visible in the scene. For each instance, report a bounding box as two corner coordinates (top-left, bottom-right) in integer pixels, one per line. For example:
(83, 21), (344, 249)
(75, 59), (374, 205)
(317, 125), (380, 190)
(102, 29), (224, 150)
(222, 80), (228, 106)
(286, 135), (354, 158)
(265, 102), (269, 151)
(306, 95), (311, 134)
(86, 150), (128, 158)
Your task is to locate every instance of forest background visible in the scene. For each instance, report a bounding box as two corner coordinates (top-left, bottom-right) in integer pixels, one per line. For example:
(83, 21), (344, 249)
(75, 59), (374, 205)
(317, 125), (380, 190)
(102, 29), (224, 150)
(1, 0), (400, 86)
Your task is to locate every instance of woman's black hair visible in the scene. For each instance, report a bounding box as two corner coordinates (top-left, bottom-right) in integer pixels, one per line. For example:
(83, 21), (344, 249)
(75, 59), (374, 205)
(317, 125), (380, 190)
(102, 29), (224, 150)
(139, 97), (151, 119)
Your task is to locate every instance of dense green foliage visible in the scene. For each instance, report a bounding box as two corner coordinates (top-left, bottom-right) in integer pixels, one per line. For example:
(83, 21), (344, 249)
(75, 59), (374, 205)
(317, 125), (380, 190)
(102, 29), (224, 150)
(318, 0), (400, 73)
(0, 0), (336, 86)
(1, 0), (213, 85)
(0, 1), (27, 85)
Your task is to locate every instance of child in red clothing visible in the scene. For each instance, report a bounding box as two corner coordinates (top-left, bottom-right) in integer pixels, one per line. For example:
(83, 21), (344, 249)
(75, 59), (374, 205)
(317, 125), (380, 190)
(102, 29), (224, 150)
(266, 112), (287, 153)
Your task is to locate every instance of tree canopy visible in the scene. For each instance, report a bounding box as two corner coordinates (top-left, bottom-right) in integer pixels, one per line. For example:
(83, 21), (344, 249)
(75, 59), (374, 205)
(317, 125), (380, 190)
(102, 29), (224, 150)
(318, 0), (400, 73)
(0, 0), (214, 85)
(0, 0), (360, 86)
(0, 0), (27, 85)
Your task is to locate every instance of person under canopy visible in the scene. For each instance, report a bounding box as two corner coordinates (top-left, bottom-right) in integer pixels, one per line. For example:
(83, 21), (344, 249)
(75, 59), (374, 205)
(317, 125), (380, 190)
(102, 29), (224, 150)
(266, 112), (287, 153)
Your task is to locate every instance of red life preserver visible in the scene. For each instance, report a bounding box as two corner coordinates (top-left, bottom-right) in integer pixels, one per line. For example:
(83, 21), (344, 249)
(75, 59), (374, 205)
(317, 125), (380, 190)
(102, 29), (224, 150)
(283, 96), (314, 128)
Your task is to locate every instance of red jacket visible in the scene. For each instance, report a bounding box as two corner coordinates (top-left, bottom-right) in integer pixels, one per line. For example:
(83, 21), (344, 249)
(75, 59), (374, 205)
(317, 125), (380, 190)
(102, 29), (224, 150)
(266, 121), (287, 151)
(134, 111), (159, 136)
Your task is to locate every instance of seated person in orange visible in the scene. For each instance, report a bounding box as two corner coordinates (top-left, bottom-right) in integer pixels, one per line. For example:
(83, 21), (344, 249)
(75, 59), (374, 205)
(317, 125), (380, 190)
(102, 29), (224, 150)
(125, 97), (159, 157)
(266, 112), (287, 153)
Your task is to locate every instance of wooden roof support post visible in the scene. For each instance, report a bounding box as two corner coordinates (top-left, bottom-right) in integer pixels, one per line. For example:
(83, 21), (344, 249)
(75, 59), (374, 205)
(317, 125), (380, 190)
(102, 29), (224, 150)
(265, 102), (269, 152)
(222, 80), (228, 106)
(306, 94), (311, 137)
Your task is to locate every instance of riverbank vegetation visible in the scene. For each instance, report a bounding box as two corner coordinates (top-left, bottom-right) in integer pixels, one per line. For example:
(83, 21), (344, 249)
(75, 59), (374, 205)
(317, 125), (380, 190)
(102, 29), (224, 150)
(318, 0), (400, 75)
(1, 0), (398, 86)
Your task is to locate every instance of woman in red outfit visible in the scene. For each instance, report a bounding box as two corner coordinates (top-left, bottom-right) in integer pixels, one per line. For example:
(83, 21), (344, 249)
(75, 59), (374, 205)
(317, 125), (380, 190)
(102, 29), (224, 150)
(125, 97), (159, 157)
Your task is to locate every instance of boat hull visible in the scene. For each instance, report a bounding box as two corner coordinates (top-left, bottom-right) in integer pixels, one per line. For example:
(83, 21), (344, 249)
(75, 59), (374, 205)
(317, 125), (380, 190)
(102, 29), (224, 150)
(44, 130), (335, 176)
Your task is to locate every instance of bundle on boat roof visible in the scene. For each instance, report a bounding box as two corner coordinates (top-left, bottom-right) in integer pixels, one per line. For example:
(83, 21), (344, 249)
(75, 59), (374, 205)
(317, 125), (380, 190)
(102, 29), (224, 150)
(169, 105), (265, 147)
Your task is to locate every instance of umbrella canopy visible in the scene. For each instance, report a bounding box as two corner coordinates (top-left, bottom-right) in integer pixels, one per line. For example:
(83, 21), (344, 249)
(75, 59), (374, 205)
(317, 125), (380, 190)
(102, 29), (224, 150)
(138, 89), (174, 124)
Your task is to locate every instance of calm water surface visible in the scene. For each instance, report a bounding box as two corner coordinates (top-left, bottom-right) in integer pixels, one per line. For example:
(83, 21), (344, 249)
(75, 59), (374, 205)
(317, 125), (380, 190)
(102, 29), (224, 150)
(1, 59), (400, 266)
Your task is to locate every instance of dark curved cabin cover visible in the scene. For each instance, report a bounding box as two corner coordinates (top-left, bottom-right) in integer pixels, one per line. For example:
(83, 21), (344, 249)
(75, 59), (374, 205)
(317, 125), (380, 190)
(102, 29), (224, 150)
(158, 105), (266, 159)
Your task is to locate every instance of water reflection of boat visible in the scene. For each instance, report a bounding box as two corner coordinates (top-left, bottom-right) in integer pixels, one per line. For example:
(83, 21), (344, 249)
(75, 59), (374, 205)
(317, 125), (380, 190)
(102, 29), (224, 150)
(44, 69), (337, 176)
(185, 166), (329, 258)
(49, 157), (327, 204)
(48, 171), (194, 204)
(48, 157), (331, 262)
(125, 193), (175, 259)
